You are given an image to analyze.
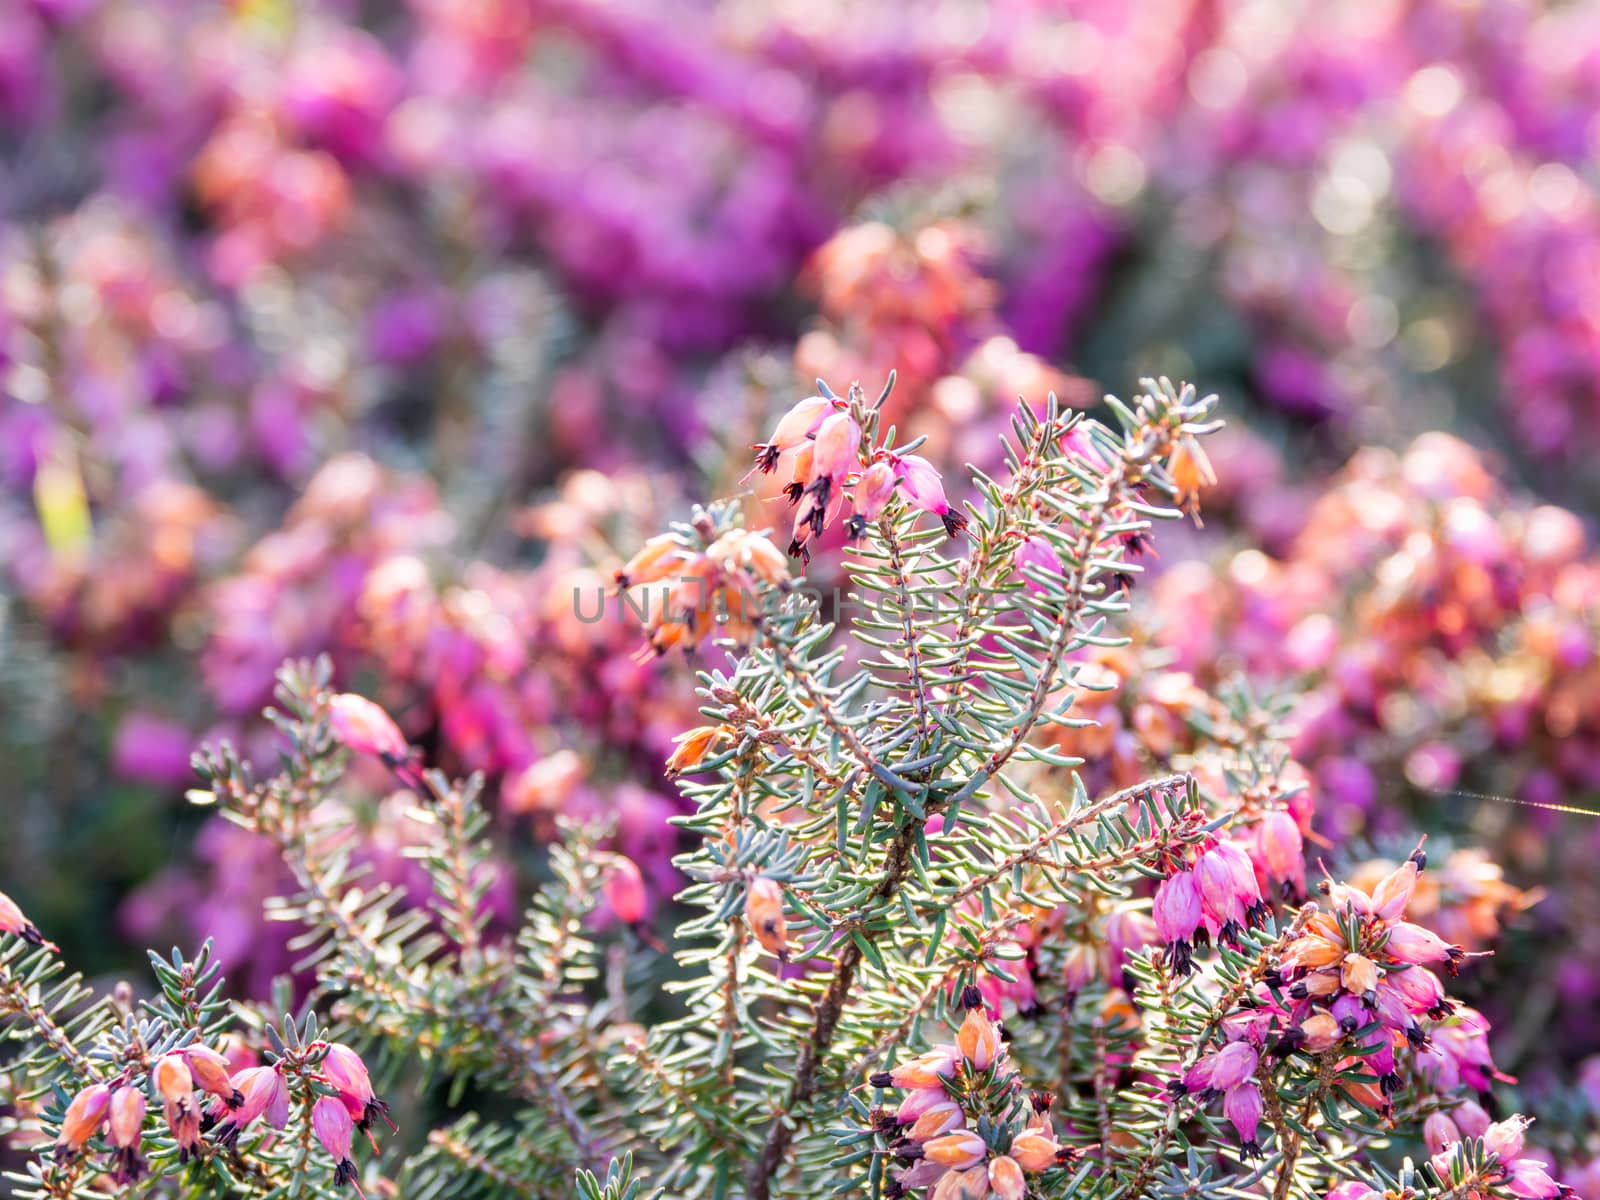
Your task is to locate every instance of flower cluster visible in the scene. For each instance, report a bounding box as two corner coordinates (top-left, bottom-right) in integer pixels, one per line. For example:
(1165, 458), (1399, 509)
(869, 990), (1085, 1199)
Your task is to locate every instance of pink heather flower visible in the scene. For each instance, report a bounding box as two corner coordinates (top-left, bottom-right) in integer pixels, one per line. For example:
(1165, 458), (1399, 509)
(1012, 535), (1065, 592)
(1324, 1184), (1380, 1200)
(327, 693), (410, 766)
(312, 1095), (366, 1195)
(0, 889), (55, 950)
(108, 1085), (147, 1184)
(894, 453), (967, 537)
(1504, 1158), (1564, 1199)
(321, 1043), (394, 1134)
(1384, 921), (1466, 973)
(1224, 1083), (1264, 1157)
(751, 395), (832, 474)
(1423, 1112), (1460, 1156)
(1385, 964), (1451, 1018)
(847, 459), (898, 537)
(808, 411), (861, 487)
(155, 1052), (202, 1161)
(55, 1083), (110, 1162)
(1369, 857), (1420, 922)
(1195, 847), (1248, 944)
(1104, 909), (1157, 977)
(214, 1066), (288, 1144)
(1153, 870), (1203, 974)
(1208, 1041), (1259, 1092)
(603, 855), (649, 925)
(1256, 811), (1305, 900)
(1453, 1099), (1492, 1138)
(896, 1086), (955, 1125)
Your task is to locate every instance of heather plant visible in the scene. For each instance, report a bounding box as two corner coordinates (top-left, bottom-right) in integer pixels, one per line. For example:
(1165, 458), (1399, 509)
(1, 378), (1571, 1199)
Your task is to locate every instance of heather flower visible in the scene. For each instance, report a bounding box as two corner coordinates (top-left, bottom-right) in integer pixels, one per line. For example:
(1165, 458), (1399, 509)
(154, 1052), (202, 1161)
(321, 1043), (394, 1134)
(846, 459), (899, 537)
(1011, 535), (1064, 593)
(923, 1130), (986, 1170)
(327, 693), (414, 780)
(1153, 869), (1203, 974)
(1224, 1083), (1264, 1157)
(312, 1095), (366, 1195)
(750, 395), (834, 474)
(213, 1066), (288, 1144)
(603, 855), (649, 925)
(892, 453), (967, 537)
(1255, 810), (1306, 901)
(184, 1044), (244, 1108)
(54, 1083), (110, 1163)
(107, 1085), (147, 1184)
(987, 1154), (1026, 1200)
(743, 876), (792, 962)
(0, 890), (55, 950)
(1008, 1130), (1062, 1171)
(665, 724), (730, 777)
(956, 990), (1001, 1072)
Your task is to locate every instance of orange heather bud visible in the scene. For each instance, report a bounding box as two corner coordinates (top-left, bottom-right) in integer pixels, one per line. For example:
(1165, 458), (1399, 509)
(989, 1154), (1027, 1200)
(744, 876), (792, 963)
(603, 856), (649, 924)
(327, 694), (409, 763)
(1281, 933), (1345, 973)
(1289, 969), (1341, 1000)
(1298, 1012), (1343, 1053)
(55, 1083), (110, 1162)
(909, 1101), (965, 1140)
(924, 1130), (987, 1170)
(0, 890), (56, 951)
(108, 1086), (147, 1185)
(1341, 953), (1379, 997)
(1371, 859), (1419, 921)
(615, 533), (688, 590)
(958, 1004), (1001, 1072)
(880, 1045), (959, 1089)
(932, 1164), (991, 1200)
(184, 1044), (244, 1108)
(1009, 1130), (1062, 1172)
(154, 1053), (194, 1104)
(665, 725), (729, 777)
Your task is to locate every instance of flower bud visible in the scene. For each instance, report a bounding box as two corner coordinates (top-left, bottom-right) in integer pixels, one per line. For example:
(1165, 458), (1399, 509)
(0, 890), (55, 950)
(886, 1046), (959, 1089)
(1297, 1012), (1343, 1053)
(1340, 953), (1379, 998)
(1423, 1112), (1460, 1156)
(989, 1154), (1027, 1200)
(1453, 1099), (1492, 1138)
(924, 1130), (987, 1170)
(1371, 859), (1418, 921)
(752, 396), (832, 473)
(932, 1164), (991, 1200)
(909, 1101), (965, 1140)
(1013, 535), (1065, 592)
(1009, 1130), (1062, 1172)
(744, 876), (792, 962)
(853, 460), (899, 527)
(328, 693), (409, 763)
(55, 1083), (110, 1162)
(615, 533), (688, 589)
(665, 725), (727, 777)
(1257, 811), (1305, 899)
(958, 1005), (1002, 1072)
(184, 1044), (244, 1108)
(1484, 1115), (1531, 1162)
(154, 1052), (194, 1103)
(603, 856), (648, 925)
